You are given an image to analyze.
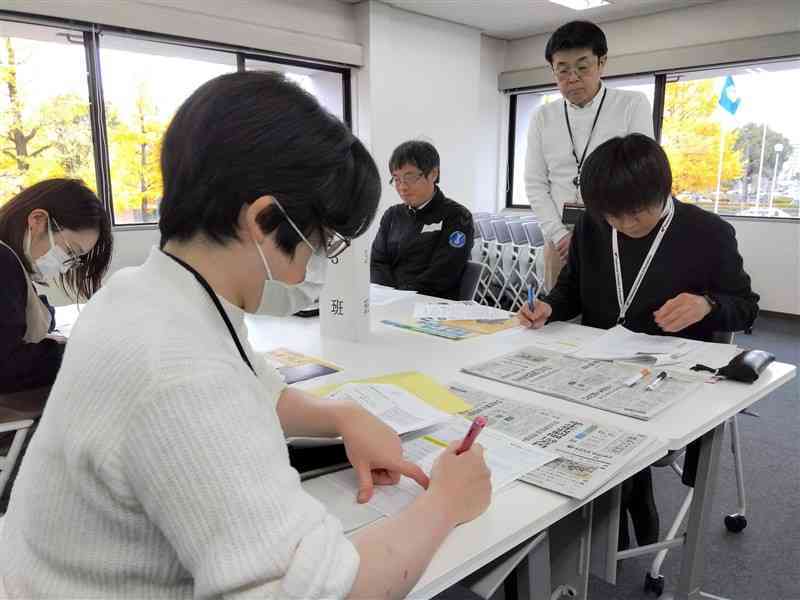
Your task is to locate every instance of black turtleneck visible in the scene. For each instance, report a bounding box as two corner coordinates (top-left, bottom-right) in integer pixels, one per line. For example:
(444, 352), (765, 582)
(544, 200), (759, 341)
(370, 187), (474, 300)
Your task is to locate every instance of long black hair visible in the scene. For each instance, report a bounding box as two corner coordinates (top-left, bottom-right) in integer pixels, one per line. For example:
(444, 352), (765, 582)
(159, 71), (381, 256)
(0, 178), (113, 300)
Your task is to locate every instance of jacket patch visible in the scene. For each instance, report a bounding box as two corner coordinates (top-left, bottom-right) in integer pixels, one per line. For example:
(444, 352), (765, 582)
(449, 231), (466, 248)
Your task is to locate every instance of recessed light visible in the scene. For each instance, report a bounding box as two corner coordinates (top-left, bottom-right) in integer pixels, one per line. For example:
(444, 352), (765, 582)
(549, 0), (611, 10)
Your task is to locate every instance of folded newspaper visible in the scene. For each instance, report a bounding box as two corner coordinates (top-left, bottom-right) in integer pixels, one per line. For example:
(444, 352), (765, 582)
(450, 384), (663, 500)
(462, 347), (702, 420)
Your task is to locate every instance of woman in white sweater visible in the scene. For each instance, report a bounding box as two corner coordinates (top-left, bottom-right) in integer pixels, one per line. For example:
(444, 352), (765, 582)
(0, 71), (491, 599)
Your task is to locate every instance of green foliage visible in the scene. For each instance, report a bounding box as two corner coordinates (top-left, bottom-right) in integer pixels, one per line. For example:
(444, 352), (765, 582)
(661, 79), (743, 195)
(0, 37), (168, 223)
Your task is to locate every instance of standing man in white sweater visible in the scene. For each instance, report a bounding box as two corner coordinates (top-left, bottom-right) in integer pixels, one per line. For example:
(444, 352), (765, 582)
(525, 20), (654, 290)
(0, 72), (491, 599)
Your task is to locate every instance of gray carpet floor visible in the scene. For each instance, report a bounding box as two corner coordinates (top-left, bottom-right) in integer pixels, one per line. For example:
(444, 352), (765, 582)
(588, 313), (800, 600)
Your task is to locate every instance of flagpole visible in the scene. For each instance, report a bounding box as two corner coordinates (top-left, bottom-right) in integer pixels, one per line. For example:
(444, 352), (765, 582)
(755, 122), (768, 209)
(714, 126), (726, 214)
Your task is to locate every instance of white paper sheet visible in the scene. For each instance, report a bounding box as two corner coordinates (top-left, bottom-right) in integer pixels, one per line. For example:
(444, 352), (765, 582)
(315, 417), (558, 518)
(370, 284), (417, 306)
(413, 301), (510, 322)
(327, 383), (451, 435)
(572, 325), (699, 363)
(524, 322), (604, 355)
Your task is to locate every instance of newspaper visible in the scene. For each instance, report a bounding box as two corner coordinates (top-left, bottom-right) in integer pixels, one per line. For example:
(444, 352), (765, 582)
(304, 416), (557, 528)
(462, 347), (701, 420)
(450, 384), (662, 499)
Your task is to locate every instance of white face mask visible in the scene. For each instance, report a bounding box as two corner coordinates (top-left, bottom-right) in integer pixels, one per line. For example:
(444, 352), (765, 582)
(254, 242), (327, 317)
(25, 217), (71, 283)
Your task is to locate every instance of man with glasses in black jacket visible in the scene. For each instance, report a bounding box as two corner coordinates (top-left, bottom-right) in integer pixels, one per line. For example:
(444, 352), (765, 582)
(371, 140), (474, 300)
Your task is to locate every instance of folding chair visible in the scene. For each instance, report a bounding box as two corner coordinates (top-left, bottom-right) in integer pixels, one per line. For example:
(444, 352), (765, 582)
(501, 221), (542, 312)
(0, 409), (34, 503)
(458, 261), (485, 302)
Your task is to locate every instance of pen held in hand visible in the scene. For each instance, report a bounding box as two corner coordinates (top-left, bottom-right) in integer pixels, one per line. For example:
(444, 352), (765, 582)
(456, 416), (487, 455)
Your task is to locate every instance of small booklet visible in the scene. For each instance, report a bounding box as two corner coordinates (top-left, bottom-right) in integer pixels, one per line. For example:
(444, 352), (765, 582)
(264, 348), (341, 384)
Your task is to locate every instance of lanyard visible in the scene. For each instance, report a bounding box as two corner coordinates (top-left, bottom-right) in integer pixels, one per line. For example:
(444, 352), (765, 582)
(162, 250), (256, 375)
(564, 88), (607, 188)
(612, 198), (675, 325)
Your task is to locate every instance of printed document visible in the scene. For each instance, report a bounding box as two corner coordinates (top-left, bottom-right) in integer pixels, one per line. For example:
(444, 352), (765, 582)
(327, 383), (451, 435)
(309, 417), (558, 522)
(572, 325), (699, 364)
(450, 384), (662, 499)
(413, 300), (510, 321)
(462, 347), (701, 420)
(370, 284), (417, 306)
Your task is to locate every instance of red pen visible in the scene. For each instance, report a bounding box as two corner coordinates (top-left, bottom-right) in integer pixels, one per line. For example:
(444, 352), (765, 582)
(456, 416), (488, 455)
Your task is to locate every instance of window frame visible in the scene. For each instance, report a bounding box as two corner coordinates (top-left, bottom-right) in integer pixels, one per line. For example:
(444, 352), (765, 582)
(0, 9), (354, 229)
(504, 56), (800, 223)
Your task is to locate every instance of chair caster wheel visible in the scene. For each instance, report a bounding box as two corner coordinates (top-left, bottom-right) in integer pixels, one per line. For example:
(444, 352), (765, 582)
(644, 572), (665, 596)
(724, 513), (747, 533)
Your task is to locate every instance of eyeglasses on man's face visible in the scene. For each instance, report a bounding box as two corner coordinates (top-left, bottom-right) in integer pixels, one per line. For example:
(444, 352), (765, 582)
(271, 197), (351, 264)
(553, 59), (599, 81)
(389, 171), (426, 188)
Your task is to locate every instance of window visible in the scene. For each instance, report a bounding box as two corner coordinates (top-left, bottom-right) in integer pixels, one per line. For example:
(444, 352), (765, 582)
(245, 57), (346, 123)
(661, 59), (800, 219)
(507, 75), (655, 208)
(0, 21), (96, 206)
(99, 36), (237, 225)
(1, 15), (352, 226)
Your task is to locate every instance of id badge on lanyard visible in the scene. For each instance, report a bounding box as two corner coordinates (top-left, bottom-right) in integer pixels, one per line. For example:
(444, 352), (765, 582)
(612, 198), (675, 325)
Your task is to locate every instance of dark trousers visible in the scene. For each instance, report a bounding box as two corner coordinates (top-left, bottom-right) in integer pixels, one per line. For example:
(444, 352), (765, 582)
(619, 466), (660, 550)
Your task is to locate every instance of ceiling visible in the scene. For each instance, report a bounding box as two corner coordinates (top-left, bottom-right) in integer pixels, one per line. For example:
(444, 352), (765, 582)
(341, 0), (717, 40)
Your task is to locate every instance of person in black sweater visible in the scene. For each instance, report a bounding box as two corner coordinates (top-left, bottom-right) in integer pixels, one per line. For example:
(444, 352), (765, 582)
(1, 179), (112, 510)
(371, 141), (474, 300)
(519, 134), (759, 550)
(0, 179), (112, 396)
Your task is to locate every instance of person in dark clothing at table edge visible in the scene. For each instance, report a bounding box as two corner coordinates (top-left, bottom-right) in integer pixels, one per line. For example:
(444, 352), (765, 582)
(519, 133), (759, 550)
(370, 140), (473, 300)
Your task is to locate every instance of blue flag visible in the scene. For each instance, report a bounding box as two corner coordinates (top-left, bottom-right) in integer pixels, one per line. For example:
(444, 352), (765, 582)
(718, 76), (741, 116)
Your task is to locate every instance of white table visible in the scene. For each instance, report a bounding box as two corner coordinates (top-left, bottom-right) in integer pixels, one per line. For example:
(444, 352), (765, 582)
(56, 298), (795, 599)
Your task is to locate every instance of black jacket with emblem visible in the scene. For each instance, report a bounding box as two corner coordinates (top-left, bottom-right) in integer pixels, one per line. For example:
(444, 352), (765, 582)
(370, 188), (474, 300)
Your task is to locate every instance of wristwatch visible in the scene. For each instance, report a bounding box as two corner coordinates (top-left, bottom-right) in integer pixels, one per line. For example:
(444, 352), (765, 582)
(703, 294), (718, 314)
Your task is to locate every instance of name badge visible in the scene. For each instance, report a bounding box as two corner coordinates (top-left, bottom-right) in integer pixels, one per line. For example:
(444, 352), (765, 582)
(421, 221), (443, 233)
(562, 203), (585, 226)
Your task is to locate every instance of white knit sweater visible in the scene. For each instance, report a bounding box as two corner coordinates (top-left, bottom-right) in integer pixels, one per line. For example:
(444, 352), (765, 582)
(0, 248), (359, 599)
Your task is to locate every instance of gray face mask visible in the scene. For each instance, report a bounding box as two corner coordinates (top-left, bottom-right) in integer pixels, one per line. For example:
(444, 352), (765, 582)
(253, 244), (325, 317)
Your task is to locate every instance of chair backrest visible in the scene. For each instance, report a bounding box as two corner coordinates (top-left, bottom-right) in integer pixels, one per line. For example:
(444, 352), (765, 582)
(491, 220), (512, 244)
(472, 212), (490, 220)
(508, 221), (528, 245)
(476, 219), (495, 241)
(523, 221), (545, 247)
(519, 216), (539, 223)
(458, 261), (485, 301)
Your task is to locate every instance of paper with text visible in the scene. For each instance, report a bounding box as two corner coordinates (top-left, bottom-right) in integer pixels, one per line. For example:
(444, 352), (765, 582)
(451, 384), (662, 499)
(462, 347), (701, 420)
(315, 417), (558, 518)
(327, 383), (451, 435)
(413, 300), (510, 322)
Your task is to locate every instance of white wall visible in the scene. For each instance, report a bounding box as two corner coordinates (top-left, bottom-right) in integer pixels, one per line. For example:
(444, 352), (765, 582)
(728, 219), (800, 315)
(505, 0), (800, 73)
(475, 35), (508, 214)
(4, 0), (362, 65)
(355, 1), (506, 222)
